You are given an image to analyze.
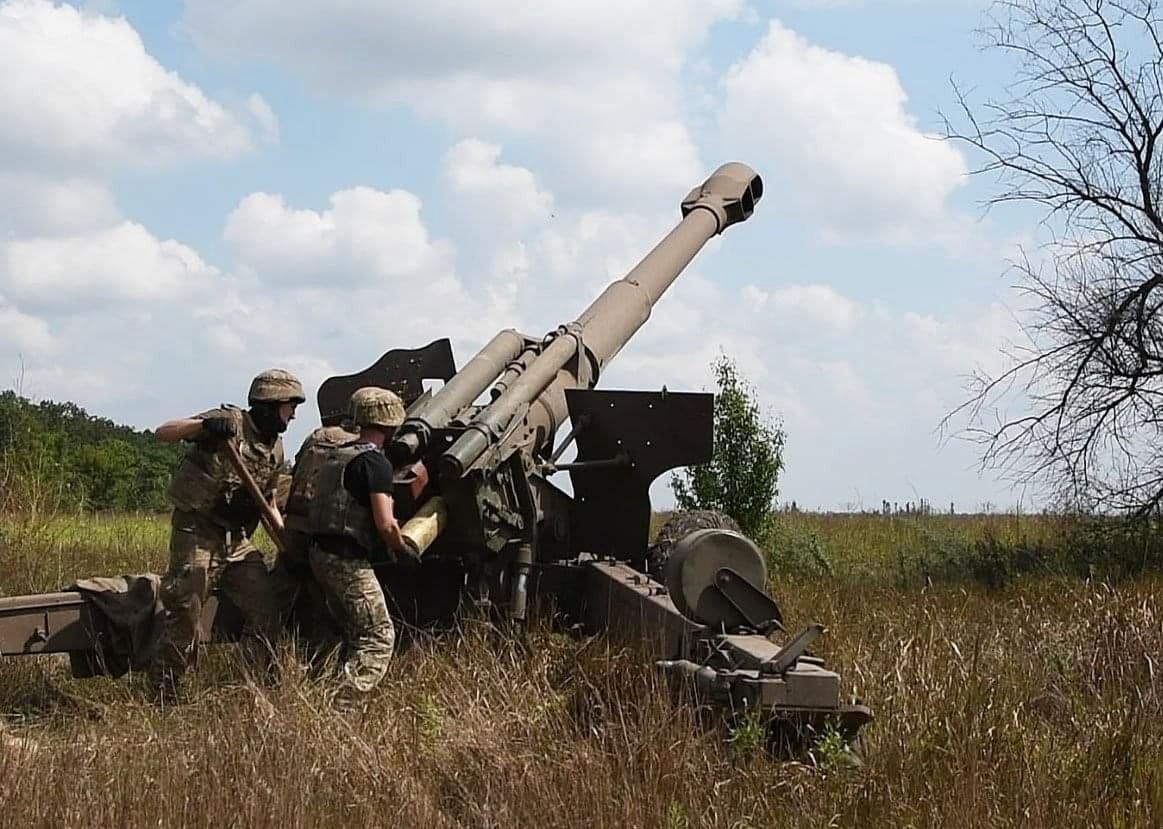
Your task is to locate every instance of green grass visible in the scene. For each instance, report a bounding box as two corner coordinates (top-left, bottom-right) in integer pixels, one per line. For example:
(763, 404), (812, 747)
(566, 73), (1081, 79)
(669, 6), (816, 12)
(0, 512), (278, 595)
(0, 511), (1160, 827)
(767, 511), (1073, 585)
(0, 512), (169, 596)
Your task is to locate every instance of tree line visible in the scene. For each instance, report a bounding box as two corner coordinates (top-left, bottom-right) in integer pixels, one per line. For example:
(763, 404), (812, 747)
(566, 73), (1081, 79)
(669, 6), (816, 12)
(0, 390), (182, 513)
(0, 353), (788, 521)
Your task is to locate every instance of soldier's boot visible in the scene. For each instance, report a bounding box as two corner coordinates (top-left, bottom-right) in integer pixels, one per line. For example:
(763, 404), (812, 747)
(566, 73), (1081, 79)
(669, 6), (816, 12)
(146, 626), (195, 706)
(328, 684), (368, 715)
(145, 661), (188, 706)
(221, 553), (282, 687)
(239, 634), (280, 689)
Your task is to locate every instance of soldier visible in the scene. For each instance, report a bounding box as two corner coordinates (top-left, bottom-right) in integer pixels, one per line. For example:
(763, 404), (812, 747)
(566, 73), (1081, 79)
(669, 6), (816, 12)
(270, 419), (358, 639)
(150, 369), (306, 699)
(305, 386), (408, 710)
(283, 422), (359, 575)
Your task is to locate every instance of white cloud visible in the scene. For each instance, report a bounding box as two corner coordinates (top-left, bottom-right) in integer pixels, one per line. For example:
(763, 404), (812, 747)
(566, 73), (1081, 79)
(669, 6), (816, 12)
(1, 222), (218, 312)
(0, 123), (1024, 510)
(901, 302), (1021, 381)
(0, 1), (285, 416)
(0, 296), (53, 354)
(443, 139), (554, 231)
(181, 3), (972, 245)
(719, 20), (968, 241)
(245, 93), (280, 145)
(764, 283), (861, 332)
(223, 188), (456, 288)
(0, 0), (1022, 511)
(0, 173), (120, 237)
(0, 0), (260, 171)
(611, 273), (1028, 508)
(183, 1), (739, 101)
(181, 0), (742, 201)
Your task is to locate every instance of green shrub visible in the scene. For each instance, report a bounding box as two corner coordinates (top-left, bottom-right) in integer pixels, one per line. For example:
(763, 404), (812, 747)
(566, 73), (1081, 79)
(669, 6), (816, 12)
(671, 355), (785, 537)
(759, 517), (834, 579)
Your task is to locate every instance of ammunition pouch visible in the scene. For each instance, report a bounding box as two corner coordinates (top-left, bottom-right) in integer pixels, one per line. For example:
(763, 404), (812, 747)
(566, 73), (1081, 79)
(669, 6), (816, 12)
(167, 456), (228, 514)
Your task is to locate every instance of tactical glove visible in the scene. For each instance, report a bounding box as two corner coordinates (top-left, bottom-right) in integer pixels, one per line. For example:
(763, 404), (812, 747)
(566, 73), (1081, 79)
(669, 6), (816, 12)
(395, 542), (422, 568)
(202, 417), (237, 440)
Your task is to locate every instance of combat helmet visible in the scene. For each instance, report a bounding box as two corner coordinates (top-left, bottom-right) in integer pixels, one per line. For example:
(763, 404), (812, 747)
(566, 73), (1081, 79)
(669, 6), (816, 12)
(350, 386), (406, 429)
(249, 369), (306, 405)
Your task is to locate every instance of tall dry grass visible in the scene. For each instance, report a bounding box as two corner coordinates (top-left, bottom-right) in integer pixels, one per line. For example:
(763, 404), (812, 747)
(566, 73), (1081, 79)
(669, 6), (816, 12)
(0, 513), (1160, 827)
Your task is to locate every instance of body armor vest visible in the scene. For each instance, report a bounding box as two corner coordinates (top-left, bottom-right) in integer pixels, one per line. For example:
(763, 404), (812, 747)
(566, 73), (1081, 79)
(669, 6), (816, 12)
(166, 405), (285, 527)
(306, 441), (385, 558)
(285, 425), (359, 533)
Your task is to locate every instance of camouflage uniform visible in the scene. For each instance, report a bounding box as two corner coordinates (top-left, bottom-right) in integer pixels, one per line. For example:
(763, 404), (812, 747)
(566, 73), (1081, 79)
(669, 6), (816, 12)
(151, 403), (288, 694)
(306, 387), (406, 704)
(307, 545), (395, 694)
(270, 424), (358, 636)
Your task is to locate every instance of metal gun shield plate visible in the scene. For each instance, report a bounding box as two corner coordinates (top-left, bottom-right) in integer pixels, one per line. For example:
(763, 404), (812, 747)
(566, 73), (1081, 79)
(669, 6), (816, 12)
(664, 529), (767, 625)
(317, 338), (456, 425)
(565, 389), (713, 560)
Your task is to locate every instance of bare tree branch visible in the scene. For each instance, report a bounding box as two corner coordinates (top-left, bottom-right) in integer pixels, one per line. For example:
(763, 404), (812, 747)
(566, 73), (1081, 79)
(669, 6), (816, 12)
(944, 0), (1163, 515)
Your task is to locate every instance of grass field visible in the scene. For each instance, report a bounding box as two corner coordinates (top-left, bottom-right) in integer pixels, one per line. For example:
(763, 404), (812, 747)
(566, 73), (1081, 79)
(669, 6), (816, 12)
(0, 511), (1161, 827)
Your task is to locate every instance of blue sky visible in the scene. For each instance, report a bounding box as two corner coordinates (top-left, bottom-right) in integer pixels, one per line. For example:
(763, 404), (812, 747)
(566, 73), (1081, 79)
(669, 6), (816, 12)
(0, 0), (1051, 511)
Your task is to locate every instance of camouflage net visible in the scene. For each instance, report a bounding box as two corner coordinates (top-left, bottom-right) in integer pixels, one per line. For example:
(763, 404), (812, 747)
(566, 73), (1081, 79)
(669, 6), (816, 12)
(646, 510), (741, 579)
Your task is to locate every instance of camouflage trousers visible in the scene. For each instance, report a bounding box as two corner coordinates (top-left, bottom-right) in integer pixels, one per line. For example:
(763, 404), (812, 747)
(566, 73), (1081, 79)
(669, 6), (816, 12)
(150, 510), (280, 694)
(308, 544), (395, 695)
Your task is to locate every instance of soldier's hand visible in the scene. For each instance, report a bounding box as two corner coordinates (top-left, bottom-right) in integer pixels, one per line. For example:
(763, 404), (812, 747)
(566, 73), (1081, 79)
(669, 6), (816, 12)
(202, 417), (237, 440)
(397, 543), (421, 568)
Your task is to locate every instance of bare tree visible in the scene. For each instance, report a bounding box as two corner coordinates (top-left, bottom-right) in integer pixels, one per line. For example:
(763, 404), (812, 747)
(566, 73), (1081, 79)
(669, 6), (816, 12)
(947, 0), (1163, 515)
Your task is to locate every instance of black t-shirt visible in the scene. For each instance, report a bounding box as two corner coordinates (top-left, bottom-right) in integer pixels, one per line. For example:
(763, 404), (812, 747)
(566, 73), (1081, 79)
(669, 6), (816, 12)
(315, 445), (394, 559)
(342, 447), (395, 505)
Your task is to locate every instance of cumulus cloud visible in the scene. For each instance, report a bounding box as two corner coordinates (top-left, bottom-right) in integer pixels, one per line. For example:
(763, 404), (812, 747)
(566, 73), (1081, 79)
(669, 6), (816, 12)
(0, 2), (282, 415)
(211, 183), (509, 416)
(0, 296), (53, 354)
(0, 0), (1021, 509)
(0, 173), (120, 237)
(1, 222), (218, 312)
(0, 0), (276, 347)
(0, 127), (1021, 509)
(182, 4), (971, 244)
(719, 20), (968, 241)
(443, 139), (554, 232)
(754, 283), (862, 333)
(223, 188), (456, 288)
(0, 0), (263, 171)
(603, 268), (1028, 509)
(181, 0), (742, 201)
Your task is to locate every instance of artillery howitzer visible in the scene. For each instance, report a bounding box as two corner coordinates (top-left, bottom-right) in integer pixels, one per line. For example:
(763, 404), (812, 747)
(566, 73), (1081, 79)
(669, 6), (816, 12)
(0, 163), (870, 748)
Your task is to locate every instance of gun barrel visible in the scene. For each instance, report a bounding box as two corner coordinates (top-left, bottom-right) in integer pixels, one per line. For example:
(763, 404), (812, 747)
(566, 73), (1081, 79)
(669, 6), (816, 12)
(439, 163), (762, 478)
(580, 161), (762, 371)
(390, 329), (527, 464)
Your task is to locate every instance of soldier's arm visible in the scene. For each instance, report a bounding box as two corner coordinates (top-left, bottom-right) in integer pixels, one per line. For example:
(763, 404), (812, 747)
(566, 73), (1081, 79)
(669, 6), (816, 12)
(154, 418), (205, 443)
(369, 493), (406, 554)
(155, 408), (232, 444)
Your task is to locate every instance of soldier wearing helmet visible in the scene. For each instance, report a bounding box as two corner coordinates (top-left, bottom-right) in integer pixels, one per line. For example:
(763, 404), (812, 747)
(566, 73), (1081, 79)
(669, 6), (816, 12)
(304, 386), (408, 710)
(149, 368), (306, 699)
